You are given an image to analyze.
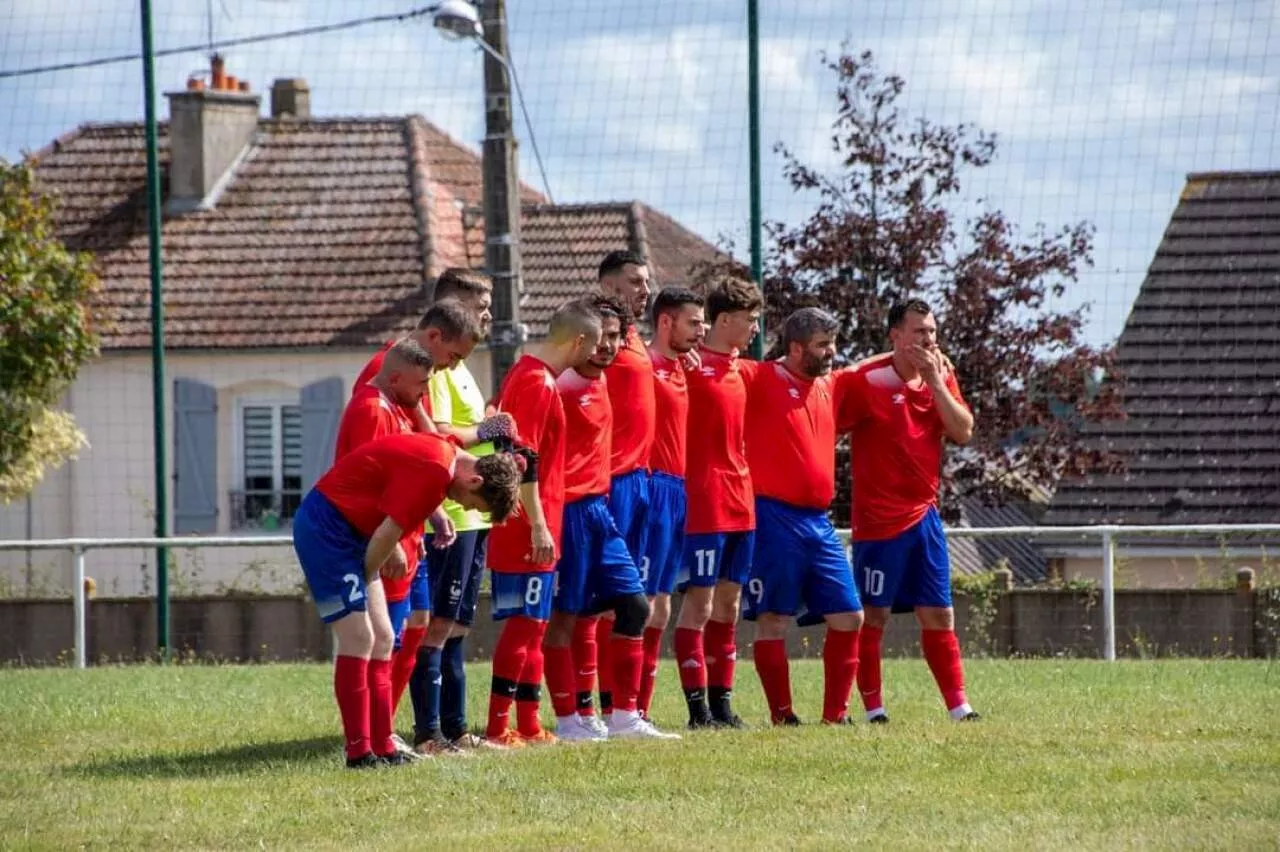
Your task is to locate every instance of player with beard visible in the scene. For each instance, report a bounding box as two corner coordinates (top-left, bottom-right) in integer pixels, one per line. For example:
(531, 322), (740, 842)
(741, 308), (864, 726)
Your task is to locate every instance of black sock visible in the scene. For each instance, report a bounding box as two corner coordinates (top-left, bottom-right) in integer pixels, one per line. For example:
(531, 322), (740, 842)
(684, 687), (710, 718)
(576, 691), (595, 714)
(709, 686), (734, 719)
(600, 691), (613, 713)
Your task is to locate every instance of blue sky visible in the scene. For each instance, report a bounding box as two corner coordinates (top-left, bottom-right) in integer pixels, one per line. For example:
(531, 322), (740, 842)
(3, 0), (1278, 344)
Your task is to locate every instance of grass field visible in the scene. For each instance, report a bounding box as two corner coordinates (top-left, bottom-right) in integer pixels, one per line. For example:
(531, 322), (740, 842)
(1, 659), (1278, 850)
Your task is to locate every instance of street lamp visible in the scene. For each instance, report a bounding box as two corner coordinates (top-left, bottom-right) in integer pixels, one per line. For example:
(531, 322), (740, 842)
(431, 0), (523, 395)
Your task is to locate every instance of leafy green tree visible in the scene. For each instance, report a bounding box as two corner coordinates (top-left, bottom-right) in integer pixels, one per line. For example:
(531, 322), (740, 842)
(0, 157), (100, 502)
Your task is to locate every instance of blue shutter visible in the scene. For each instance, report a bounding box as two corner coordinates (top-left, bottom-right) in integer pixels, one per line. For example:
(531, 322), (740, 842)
(173, 378), (218, 534)
(300, 377), (344, 492)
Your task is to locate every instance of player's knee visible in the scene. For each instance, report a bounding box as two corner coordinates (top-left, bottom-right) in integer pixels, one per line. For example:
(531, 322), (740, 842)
(710, 585), (742, 623)
(755, 613), (788, 641)
(426, 616), (453, 645)
(863, 606), (891, 629)
(915, 605), (954, 631)
(825, 610), (864, 632)
(331, 613), (376, 658)
(646, 594), (671, 629)
(677, 590), (712, 629)
(544, 611), (576, 647)
(610, 593), (651, 637)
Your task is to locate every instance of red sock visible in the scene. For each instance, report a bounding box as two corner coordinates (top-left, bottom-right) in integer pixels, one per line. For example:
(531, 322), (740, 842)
(674, 627), (707, 692)
(638, 626), (664, 717)
(544, 642), (578, 718)
(597, 616), (616, 713)
(705, 618), (737, 691)
(516, 634), (547, 736)
(857, 625), (884, 712)
(822, 628), (860, 723)
(921, 628), (968, 711)
(486, 615), (540, 738)
(334, 655), (371, 759)
(752, 638), (793, 723)
(609, 634), (645, 713)
(390, 625), (427, 712)
(367, 657), (394, 757)
(572, 616), (599, 716)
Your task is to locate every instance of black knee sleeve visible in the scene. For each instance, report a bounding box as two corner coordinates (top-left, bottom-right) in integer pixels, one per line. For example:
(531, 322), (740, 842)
(610, 593), (650, 637)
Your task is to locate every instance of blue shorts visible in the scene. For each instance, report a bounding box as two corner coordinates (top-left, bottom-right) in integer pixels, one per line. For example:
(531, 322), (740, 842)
(417, 529), (489, 626)
(743, 497), (862, 626)
(679, 530), (755, 591)
(607, 468), (650, 565)
(553, 496), (645, 616)
(640, 472), (686, 596)
(853, 507), (953, 611)
(292, 490), (370, 624)
(491, 570), (555, 622)
(388, 597), (412, 648)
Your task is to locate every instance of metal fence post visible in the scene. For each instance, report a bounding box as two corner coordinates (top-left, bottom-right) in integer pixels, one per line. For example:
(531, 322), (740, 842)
(1101, 528), (1116, 661)
(72, 545), (86, 669)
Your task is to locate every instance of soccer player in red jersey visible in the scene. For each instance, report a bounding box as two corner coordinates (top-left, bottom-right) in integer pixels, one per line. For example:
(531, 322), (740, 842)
(837, 299), (979, 723)
(291, 431), (520, 768)
(334, 337), (436, 760)
(674, 277), (763, 729)
(589, 250), (655, 721)
(483, 299), (602, 749)
(742, 307), (864, 726)
(635, 287), (705, 722)
(543, 295), (680, 741)
(353, 298), (485, 434)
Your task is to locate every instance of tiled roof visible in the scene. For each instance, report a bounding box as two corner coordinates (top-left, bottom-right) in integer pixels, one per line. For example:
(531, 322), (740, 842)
(32, 117), (721, 349)
(519, 201), (724, 335)
(1044, 171), (1280, 526)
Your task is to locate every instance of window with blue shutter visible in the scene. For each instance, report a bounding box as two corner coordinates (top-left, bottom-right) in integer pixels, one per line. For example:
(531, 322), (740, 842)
(173, 378), (219, 534)
(233, 402), (304, 531)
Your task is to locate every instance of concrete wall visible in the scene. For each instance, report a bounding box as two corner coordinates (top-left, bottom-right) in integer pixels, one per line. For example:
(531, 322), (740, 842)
(0, 346), (497, 597)
(2, 588), (1273, 666)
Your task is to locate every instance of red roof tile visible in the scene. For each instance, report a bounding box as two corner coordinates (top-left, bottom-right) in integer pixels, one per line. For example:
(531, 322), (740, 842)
(33, 116), (724, 349)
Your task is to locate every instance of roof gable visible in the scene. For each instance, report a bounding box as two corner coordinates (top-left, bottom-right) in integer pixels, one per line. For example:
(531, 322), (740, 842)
(1044, 171), (1280, 526)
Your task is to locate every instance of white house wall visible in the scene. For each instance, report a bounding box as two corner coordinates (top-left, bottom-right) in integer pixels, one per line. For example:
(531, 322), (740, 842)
(0, 346), (498, 597)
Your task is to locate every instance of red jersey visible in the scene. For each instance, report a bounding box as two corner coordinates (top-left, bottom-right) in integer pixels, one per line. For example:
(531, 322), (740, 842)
(315, 432), (456, 540)
(837, 353), (969, 541)
(556, 368), (613, 501)
(648, 350), (688, 477)
(744, 361), (853, 511)
(334, 384), (415, 461)
(353, 339), (431, 419)
(333, 384), (421, 600)
(684, 347), (754, 533)
(488, 355), (567, 572)
(605, 325), (656, 477)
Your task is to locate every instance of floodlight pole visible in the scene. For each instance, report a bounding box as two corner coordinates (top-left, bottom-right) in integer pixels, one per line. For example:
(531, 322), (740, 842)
(139, 0), (171, 659)
(747, 0), (765, 359)
(478, 0), (523, 394)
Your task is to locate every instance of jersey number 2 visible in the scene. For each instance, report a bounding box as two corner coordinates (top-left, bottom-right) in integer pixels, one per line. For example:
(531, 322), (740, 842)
(341, 574), (365, 605)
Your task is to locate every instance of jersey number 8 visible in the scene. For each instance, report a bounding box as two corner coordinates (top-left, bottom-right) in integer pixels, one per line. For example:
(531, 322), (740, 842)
(525, 576), (544, 606)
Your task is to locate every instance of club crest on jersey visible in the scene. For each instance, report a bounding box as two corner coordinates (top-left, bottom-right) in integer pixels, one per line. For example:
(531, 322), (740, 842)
(655, 369), (670, 381)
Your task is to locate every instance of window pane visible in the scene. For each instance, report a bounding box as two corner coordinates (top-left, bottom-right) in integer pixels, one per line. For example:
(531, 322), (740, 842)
(242, 406), (275, 482)
(282, 405), (302, 478)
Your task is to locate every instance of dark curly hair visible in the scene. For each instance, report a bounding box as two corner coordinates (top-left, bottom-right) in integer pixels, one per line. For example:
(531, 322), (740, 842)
(475, 453), (523, 523)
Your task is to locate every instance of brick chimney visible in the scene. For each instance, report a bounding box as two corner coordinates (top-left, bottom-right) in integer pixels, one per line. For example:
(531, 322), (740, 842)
(270, 78), (311, 119)
(165, 55), (261, 212)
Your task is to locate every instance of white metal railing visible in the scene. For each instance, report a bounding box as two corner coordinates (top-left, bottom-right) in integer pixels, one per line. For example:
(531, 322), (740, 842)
(3, 523), (1280, 668)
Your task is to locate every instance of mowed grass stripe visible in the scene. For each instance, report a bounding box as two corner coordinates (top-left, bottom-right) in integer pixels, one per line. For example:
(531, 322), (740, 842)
(1, 660), (1278, 849)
